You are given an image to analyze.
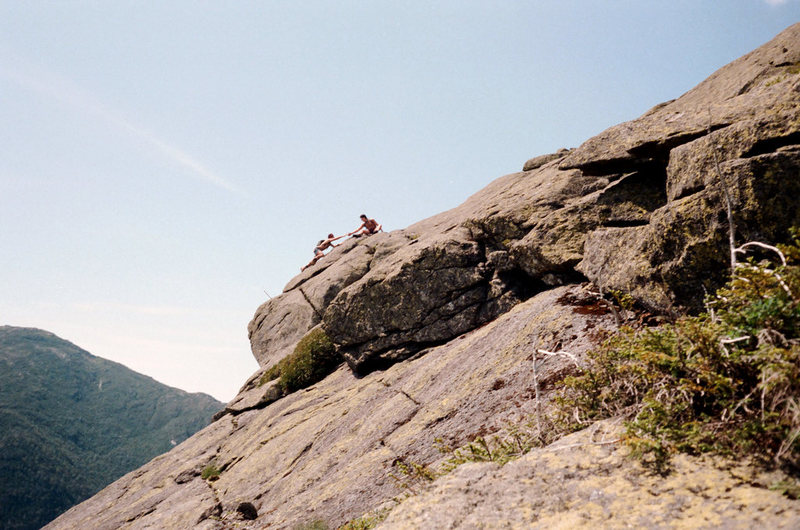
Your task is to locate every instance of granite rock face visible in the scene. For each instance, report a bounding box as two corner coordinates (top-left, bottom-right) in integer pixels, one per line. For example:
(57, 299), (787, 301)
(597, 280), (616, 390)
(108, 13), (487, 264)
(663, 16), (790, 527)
(246, 24), (800, 376)
(46, 286), (620, 529)
(564, 25), (800, 309)
(379, 420), (800, 529)
(248, 238), (376, 368)
(46, 24), (800, 530)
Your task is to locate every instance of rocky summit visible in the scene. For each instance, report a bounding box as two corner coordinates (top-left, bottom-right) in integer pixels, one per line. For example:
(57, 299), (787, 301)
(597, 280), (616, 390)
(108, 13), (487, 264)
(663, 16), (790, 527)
(47, 24), (800, 529)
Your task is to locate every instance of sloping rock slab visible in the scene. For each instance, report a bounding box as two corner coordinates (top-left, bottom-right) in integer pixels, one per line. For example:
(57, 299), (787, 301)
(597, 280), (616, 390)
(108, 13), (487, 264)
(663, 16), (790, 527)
(379, 421), (800, 529)
(46, 418), (233, 530)
(46, 286), (617, 529)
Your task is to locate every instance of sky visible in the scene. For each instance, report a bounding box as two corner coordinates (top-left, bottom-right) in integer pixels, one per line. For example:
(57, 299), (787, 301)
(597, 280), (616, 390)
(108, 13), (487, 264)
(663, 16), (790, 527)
(1, 1), (798, 402)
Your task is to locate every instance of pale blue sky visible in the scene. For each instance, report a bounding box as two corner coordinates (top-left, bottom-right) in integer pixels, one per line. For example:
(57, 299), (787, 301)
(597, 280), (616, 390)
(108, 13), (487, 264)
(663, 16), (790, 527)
(1, 1), (798, 401)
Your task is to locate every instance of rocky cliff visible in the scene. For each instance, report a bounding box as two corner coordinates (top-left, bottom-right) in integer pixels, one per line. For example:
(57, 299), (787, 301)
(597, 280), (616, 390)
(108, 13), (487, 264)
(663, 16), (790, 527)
(47, 24), (800, 529)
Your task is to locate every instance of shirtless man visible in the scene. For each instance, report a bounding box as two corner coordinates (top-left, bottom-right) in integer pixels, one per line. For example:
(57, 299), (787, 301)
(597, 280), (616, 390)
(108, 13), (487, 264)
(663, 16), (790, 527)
(301, 233), (344, 271)
(348, 214), (383, 238)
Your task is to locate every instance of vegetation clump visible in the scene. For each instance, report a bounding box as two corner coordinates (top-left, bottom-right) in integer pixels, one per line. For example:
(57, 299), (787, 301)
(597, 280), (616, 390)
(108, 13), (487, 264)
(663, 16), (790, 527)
(201, 464), (221, 481)
(378, 232), (800, 509)
(555, 230), (800, 474)
(259, 327), (341, 396)
(337, 507), (393, 530)
(435, 424), (539, 472)
(292, 519), (329, 530)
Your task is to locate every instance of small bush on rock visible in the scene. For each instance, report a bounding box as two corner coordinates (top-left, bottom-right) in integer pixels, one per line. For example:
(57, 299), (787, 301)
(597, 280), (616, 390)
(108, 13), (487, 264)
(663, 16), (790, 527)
(556, 230), (800, 474)
(260, 328), (341, 396)
(201, 464), (221, 481)
(259, 363), (281, 386)
(435, 426), (538, 471)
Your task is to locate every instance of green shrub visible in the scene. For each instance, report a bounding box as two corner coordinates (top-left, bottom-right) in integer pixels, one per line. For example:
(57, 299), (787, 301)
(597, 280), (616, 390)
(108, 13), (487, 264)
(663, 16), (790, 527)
(201, 464), (220, 481)
(388, 458), (438, 496)
(279, 328), (339, 393)
(259, 328), (341, 396)
(555, 231), (800, 473)
(259, 363), (281, 386)
(435, 425), (538, 472)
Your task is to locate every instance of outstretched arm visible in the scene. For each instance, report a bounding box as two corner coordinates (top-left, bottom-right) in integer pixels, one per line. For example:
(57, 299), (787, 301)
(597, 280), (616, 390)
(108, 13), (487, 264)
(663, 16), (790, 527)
(348, 223), (366, 236)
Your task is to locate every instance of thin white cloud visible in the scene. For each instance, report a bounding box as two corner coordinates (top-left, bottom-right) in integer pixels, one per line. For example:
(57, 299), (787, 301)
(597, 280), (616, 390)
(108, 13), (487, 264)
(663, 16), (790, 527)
(0, 50), (241, 193)
(72, 301), (193, 317)
(763, 0), (789, 5)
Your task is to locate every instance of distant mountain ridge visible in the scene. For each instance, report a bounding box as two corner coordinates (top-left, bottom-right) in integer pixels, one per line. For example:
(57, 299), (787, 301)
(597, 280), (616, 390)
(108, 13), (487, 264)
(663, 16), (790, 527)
(0, 326), (223, 530)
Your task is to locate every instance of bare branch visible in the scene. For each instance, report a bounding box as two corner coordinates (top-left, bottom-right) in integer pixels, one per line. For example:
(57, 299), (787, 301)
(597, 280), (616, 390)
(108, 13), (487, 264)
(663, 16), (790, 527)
(536, 349), (583, 370)
(735, 241), (787, 266)
(720, 335), (750, 356)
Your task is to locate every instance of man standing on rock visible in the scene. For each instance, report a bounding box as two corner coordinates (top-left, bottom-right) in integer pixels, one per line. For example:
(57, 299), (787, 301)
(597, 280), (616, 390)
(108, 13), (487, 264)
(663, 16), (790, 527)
(301, 233), (344, 271)
(348, 214), (382, 238)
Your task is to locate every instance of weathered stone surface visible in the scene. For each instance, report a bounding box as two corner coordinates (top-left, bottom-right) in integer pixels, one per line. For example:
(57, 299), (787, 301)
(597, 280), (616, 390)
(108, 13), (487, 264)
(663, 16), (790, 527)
(522, 148), (571, 171)
(46, 286), (618, 529)
(558, 24), (800, 174)
(248, 237), (375, 368)
(509, 166), (666, 283)
(217, 376), (281, 418)
(247, 289), (317, 369)
(579, 136), (800, 311)
(323, 231), (514, 371)
(564, 23), (800, 311)
(250, 21), (800, 370)
(48, 24), (800, 530)
(378, 421), (800, 529)
(240, 240), (379, 414)
(665, 112), (800, 202)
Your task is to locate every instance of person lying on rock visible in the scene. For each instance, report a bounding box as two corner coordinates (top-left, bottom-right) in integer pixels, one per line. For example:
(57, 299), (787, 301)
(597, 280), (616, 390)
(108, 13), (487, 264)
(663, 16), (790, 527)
(348, 214), (383, 238)
(301, 233), (344, 271)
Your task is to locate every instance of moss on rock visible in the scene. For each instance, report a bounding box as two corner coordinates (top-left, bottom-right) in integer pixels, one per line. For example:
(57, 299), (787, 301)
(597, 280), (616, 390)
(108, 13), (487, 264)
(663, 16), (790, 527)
(263, 326), (341, 397)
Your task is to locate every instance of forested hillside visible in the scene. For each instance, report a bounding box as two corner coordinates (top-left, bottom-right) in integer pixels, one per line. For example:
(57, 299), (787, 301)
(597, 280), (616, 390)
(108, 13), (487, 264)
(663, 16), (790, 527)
(0, 326), (223, 530)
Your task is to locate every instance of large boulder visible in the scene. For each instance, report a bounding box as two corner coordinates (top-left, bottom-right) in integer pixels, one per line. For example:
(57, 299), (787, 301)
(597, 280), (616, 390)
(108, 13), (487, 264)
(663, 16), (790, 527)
(248, 237), (375, 368)
(564, 24), (800, 309)
(322, 229), (528, 371)
(244, 23), (800, 381)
